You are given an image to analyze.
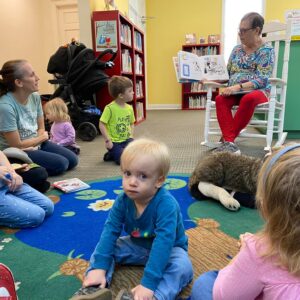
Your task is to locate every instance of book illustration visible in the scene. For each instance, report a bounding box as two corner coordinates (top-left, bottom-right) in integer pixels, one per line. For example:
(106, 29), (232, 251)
(53, 178), (90, 193)
(176, 51), (229, 82)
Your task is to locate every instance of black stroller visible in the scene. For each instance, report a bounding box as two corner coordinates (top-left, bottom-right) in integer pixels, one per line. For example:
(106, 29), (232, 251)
(46, 41), (117, 141)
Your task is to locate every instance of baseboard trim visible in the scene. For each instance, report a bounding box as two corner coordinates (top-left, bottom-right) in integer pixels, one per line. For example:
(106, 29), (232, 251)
(147, 104), (181, 110)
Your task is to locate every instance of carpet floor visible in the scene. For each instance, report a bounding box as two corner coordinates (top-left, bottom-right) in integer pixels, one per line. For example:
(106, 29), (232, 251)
(0, 175), (263, 299)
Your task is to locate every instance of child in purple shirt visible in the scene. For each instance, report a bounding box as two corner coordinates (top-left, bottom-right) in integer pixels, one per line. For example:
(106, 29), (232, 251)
(44, 98), (80, 155)
(191, 144), (300, 300)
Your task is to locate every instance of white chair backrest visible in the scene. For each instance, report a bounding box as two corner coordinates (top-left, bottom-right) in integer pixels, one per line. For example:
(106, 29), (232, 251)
(262, 16), (292, 81)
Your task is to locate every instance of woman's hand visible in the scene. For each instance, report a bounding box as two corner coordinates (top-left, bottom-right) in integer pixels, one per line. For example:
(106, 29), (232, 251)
(220, 85), (241, 96)
(131, 284), (154, 300)
(8, 172), (23, 192)
(0, 166), (23, 191)
(82, 269), (107, 289)
(39, 131), (49, 143)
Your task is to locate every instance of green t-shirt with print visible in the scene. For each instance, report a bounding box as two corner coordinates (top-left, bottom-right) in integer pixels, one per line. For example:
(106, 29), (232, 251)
(100, 101), (135, 143)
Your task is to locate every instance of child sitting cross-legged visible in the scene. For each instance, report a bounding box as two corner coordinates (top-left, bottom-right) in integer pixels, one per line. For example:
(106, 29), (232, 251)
(44, 98), (80, 155)
(70, 138), (193, 300)
(191, 144), (300, 300)
(99, 76), (135, 165)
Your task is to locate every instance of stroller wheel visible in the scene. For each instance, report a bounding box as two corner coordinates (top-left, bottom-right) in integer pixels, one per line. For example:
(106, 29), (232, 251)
(77, 122), (98, 141)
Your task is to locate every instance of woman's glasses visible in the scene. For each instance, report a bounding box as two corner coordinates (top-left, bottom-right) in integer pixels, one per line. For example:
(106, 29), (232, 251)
(238, 27), (254, 35)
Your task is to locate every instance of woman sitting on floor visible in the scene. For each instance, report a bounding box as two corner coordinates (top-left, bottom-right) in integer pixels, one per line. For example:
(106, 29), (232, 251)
(0, 60), (78, 176)
(0, 150), (54, 228)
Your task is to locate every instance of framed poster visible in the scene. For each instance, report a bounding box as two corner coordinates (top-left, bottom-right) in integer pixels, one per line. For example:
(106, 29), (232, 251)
(95, 20), (118, 52)
(285, 10), (300, 40)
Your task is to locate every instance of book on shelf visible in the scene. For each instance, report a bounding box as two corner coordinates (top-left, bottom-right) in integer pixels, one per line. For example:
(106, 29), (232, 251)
(176, 50), (229, 82)
(52, 178), (90, 193)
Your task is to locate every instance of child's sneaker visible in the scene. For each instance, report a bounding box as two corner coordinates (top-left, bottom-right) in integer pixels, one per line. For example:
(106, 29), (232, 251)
(115, 289), (134, 300)
(103, 152), (113, 162)
(0, 263), (17, 300)
(69, 286), (112, 300)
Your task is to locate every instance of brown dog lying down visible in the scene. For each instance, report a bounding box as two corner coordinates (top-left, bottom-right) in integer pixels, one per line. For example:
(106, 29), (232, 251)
(188, 152), (263, 211)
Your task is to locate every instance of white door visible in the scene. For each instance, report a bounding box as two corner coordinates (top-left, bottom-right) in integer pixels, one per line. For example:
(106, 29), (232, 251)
(57, 4), (80, 45)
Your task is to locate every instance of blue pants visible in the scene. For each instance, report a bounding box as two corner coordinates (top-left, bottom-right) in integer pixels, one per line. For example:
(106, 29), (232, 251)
(109, 139), (133, 165)
(90, 236), (193, 300)
(26, 141), (78, 176)
(191, 271), (219, 300)
(0, 184), (54, 228)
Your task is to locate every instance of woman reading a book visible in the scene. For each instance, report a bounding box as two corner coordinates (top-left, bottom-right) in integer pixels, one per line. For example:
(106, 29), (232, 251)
(0, 150), (54, 228)
(214, 12), (275, 154)
(0, 60), (78, 176)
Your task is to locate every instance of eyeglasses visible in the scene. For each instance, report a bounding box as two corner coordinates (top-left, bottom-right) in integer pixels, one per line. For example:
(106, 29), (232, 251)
(238, 27), (254, 35)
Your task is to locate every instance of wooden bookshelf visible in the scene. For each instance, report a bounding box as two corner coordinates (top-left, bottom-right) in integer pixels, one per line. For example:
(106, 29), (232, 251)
(181, 43), (221, 110)
(91, 10), (146, 124)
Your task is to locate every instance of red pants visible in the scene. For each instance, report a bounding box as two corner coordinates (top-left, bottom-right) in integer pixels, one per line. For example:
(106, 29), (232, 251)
(215, 90), (268, 142)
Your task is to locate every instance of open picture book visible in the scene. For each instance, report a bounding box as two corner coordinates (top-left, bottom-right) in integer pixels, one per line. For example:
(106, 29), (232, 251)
(174, 50), (229, 82)
(52, 178), (90, 193)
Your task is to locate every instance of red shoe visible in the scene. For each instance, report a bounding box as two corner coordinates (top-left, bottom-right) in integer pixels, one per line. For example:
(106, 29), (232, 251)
(0, 263), (17, 300)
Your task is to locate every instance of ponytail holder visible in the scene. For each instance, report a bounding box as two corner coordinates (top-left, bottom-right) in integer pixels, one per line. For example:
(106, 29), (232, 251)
(264, 144), (300, 182)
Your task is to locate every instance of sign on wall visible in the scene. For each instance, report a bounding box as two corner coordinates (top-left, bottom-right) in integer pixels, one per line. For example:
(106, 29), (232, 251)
(95, 20), (118, 52)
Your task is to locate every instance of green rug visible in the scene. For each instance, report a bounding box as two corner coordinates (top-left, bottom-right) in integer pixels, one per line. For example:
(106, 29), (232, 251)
(0, 174), (263, 299)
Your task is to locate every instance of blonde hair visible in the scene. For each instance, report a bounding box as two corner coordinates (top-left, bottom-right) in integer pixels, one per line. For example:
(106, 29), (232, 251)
(256, 145), (300, 276)
(121, 138), (170, 177)
(108, 75), (133, 98)
(44, 98), (70, 122)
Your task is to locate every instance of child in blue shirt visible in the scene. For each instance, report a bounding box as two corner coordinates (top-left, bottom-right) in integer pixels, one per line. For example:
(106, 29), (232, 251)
(71, 138), (193, 300)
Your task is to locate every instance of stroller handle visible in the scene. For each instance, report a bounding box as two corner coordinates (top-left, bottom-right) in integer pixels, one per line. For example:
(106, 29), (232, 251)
(96, 49), (117, 63)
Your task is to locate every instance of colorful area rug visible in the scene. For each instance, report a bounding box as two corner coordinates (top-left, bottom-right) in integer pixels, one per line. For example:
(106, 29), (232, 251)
(0, 175), (263, 299)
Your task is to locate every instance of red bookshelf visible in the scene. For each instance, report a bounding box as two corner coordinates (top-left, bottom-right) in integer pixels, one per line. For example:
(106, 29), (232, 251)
(181, 43), (221, 110)
(91, 10), (146, 124)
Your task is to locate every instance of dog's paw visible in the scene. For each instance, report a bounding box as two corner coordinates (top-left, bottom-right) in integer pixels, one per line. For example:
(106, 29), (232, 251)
(220, 196), (240, 211)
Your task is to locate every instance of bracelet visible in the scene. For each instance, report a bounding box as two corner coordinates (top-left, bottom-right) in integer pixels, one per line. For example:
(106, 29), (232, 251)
(239, 83), (243, 90)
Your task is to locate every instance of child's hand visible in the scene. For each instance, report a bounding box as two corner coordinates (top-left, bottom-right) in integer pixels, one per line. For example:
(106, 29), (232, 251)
(82, 269), (107, 288)
(131, 284), (154, 300)
(238, 232), (253, 249)
(105, 140), (113, 150)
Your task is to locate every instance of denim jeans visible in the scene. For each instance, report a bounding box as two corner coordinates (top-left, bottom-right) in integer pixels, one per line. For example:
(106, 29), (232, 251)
(26, 140), (78, 176)
(0, 183), (54, 228)
(89, 236), (193, 300)
(191, 270), (219, 300)
(109, 139), (133, 165)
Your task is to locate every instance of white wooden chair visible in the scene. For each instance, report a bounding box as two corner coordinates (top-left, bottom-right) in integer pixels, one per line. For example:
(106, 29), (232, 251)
(201, 16), (292, 151)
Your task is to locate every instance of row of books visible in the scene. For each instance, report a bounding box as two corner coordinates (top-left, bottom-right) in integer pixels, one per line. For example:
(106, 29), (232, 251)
(190, 82), (208, 92)
(188, 96), (207, 109)
(121, 49), (132, 73)
(190, 46), (219, 56)
(135, 54), (143, 75)
(136, 80), (144, 98)
(134, 31), (143, 52)
(136, 101), (144, 122)
(120, 23), (132, 46)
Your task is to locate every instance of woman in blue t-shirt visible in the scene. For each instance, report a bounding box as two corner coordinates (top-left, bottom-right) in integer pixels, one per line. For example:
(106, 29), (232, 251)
(0, 60), (78, 176)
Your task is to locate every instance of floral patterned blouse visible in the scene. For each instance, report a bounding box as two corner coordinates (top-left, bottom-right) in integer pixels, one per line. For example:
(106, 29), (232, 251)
(227, 43), (275, 95)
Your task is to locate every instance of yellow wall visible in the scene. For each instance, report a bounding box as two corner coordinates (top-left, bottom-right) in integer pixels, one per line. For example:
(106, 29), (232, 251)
(265, 0), (300, 22)
(146, 0), (222, 107)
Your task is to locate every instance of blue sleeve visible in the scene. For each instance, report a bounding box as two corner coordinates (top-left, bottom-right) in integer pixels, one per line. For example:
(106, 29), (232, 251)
(89, 194), (125, 270)
(141, 198), (178, 291)
(251, 47), (275, 89)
